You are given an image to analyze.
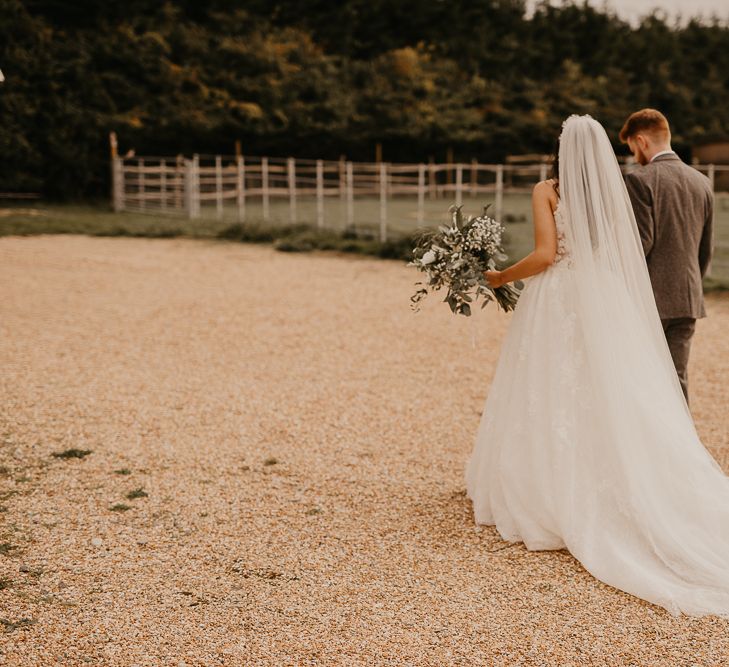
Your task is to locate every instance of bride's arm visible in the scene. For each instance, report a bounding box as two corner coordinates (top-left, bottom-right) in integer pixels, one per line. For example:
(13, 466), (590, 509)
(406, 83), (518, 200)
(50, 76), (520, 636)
(484, 181), (558, 288)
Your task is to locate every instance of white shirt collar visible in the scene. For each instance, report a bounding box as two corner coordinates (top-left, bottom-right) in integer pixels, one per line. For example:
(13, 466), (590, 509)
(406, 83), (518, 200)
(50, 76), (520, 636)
(650, 149), (676, 162)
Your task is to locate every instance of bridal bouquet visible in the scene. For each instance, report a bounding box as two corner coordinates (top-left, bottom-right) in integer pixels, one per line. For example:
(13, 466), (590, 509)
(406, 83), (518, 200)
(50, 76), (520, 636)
(409, 205), (521, 316)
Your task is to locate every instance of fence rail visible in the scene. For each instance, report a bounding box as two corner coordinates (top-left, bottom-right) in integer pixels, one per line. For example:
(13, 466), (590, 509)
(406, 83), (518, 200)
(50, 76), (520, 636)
(111, 154), (729, 242)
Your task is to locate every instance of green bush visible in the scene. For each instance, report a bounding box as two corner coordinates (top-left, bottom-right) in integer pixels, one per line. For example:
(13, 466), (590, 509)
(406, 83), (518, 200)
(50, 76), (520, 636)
(218, 222), (416, 261)
(217, 223), (311, 244)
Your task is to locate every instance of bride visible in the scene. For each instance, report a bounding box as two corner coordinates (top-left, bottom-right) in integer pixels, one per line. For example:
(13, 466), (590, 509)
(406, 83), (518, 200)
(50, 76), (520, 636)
(464, 114), (729, 618)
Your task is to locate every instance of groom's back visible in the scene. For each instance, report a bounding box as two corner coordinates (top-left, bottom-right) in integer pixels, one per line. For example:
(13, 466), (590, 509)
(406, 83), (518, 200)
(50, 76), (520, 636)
(625, 154), (713, 320)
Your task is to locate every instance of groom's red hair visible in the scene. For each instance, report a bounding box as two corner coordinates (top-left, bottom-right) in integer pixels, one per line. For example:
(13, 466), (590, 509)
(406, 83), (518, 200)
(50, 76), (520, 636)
(619, 109), (670, 143)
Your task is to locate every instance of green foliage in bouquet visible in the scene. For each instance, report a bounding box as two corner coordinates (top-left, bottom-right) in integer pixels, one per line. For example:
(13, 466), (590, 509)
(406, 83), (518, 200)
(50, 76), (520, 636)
(409, 204), (522, 316)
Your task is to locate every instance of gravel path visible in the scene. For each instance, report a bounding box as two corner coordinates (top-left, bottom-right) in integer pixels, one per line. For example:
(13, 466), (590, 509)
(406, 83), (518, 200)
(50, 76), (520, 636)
(1, 235), (728, 666)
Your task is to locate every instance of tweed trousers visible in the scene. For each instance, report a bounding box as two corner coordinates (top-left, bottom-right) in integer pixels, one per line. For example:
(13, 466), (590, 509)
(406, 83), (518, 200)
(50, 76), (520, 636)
(661, 317), (697, 404)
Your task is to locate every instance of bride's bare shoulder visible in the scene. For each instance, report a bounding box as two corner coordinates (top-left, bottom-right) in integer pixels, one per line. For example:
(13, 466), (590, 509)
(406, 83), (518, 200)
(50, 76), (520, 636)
(533, 179), (559, 210)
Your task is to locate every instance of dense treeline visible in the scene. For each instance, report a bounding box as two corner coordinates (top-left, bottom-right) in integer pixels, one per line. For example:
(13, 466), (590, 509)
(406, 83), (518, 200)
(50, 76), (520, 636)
(1, 0), (728, 198)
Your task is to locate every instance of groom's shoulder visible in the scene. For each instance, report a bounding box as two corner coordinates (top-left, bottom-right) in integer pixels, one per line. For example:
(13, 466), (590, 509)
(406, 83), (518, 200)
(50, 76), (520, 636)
(652, 156), (712, 190)
(631, 157), (708, 184)
(628, 158), (712, 201)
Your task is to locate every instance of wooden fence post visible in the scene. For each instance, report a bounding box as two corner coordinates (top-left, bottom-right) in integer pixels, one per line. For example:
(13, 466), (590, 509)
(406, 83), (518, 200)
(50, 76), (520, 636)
(495, 164), (504, 222)
(316, 159), (324, 228)
(111, 157), (124, 212)
(428, 158), (436, 199)
(470, 159), (478, 195)
(175, 155), (183, 210)
(139, 158), (145, 211)
(288, 157), (297, 224)
(192, 154), (200, 218)
(417, 163), (425, 224)
(184, 158), (194, 219)
(346, 161), (354, 228)
(160, 159), (167, 212)
(236, 156), (246, 223)
(261, 157), (270, 221)
(109, 132), (119, 211)
(379, 161), (387, 242)
(215, 155), (223, 220)
(455, 163), (463, 206)
(339, 156), (346, 201)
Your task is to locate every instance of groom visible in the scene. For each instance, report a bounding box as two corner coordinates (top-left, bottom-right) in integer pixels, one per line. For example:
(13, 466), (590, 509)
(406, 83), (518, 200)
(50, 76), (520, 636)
(620, 109), (714, 404)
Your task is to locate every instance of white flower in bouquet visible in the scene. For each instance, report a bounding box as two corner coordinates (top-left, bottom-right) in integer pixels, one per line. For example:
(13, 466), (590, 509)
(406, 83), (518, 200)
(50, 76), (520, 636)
(421, 250), (437, 265)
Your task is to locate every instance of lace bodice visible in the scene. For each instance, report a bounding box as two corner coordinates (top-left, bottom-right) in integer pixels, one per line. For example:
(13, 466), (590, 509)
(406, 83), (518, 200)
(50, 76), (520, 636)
(553, 202), (572, 267)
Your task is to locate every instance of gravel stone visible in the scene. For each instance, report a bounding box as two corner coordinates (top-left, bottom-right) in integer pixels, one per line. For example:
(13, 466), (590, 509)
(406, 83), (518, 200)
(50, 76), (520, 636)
(1, 235), (728, 666)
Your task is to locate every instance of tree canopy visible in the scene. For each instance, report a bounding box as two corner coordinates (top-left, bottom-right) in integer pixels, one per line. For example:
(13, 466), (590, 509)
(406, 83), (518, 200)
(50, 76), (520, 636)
(1, 0), (728, 198)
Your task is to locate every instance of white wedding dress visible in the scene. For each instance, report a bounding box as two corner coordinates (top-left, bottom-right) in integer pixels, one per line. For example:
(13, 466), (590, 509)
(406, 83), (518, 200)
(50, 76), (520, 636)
(465, 115), (729, 618)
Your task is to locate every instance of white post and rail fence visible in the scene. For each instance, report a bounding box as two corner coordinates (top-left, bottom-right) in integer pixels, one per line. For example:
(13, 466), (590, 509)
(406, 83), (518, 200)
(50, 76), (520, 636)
(110, 152), (729, 242)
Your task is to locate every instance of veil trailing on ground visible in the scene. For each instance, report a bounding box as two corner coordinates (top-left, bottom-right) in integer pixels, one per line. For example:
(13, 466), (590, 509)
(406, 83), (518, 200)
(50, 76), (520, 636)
(553, 115), (729, 616)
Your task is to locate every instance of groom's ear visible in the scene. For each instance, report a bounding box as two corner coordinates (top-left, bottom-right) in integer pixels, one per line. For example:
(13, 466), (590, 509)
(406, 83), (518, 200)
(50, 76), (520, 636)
(634, 133), (650, 151)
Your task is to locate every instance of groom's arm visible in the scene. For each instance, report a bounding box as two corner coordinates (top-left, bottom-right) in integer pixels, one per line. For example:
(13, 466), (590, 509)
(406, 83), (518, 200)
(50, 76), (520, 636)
(624, 172), (655, 257)
(699, 191), (714, 277)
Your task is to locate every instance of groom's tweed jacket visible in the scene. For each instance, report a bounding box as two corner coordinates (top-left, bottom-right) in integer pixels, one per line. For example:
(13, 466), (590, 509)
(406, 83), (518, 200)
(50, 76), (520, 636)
(624, 153), (714, 319)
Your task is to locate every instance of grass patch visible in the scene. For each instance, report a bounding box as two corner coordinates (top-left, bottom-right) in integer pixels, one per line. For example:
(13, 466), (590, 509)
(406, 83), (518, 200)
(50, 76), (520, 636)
(215, 219), (418, 260)
(125, 487), (148, 500)
(0, 543), (15, 555)
(218, 222), (417, 261)
(0, 578), (11, 590)
(703, 275), (729, 292)
(96, 225), (183, 238)
(230, 561), (300, 582)
(109, 503), (131, 512)
(52, 448), (92, 460)
(217, 222), (308, 244)
(114, 468), (132, 475)
(19, 565), (42, 577)
(0, 201), (420, 261)
(3, 200), (728, 287)
(1, 618), (36, 632)
(0, 203), (227, 239)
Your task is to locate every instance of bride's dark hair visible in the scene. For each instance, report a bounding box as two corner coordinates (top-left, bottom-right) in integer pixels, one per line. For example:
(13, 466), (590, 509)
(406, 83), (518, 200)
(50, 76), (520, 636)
(549, 136), (560, 196)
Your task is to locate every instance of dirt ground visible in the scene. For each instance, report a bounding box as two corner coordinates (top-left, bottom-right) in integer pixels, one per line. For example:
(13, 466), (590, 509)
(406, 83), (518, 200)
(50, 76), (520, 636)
(1, 235), (728, 666)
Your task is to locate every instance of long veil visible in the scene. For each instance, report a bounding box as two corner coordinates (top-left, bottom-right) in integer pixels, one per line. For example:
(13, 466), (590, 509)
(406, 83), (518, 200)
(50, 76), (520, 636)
(552, 114), (729, 617)
(557, 114), (689, 410)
